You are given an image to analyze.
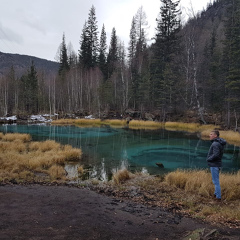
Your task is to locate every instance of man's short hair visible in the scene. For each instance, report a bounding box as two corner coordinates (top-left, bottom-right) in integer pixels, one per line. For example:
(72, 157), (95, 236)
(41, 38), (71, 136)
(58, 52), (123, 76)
(211, 130), (219, 137)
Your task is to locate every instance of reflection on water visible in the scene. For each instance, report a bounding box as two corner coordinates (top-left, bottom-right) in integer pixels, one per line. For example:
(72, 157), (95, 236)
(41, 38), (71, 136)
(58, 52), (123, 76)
(0, 124), (239, 180)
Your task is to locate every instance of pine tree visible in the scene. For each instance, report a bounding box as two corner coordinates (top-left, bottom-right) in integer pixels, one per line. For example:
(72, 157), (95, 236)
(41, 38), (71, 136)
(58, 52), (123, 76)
(20, 62), (38, 114)
(107, 27), (118, 78)
(58, 33), (70, 75)
(128, 17), (137, 66)
(79, 22), (91, 67)
(150, 0), (181, 117)
(79, 5), (99, 68)
(223, 0), (240, 127)
(207, 30), (223, 112)
(99, 24), (107, 78)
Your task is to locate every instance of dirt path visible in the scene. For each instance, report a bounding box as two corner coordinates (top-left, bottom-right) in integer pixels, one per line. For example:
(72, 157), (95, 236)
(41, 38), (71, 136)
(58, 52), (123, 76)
(0, 184), (239, 240)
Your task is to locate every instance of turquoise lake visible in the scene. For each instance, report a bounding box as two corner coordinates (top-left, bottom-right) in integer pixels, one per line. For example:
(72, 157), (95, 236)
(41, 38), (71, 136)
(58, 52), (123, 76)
(0, 124), (239, 180)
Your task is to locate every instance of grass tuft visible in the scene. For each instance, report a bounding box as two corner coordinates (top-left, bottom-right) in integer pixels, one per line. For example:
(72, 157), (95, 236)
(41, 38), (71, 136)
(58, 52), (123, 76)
(62, 145), (82, 161)
(112, 169), (131, 185)
(2, 133), (31, 142)
(48, 165), (66, 180)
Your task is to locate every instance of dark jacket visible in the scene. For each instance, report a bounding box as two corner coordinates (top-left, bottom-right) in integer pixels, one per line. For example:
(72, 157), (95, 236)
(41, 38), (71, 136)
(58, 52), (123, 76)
(206, 138), (226, 167)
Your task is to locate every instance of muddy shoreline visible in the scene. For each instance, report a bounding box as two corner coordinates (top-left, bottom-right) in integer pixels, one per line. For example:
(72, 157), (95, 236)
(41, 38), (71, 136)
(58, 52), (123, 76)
(0, 184), (239, 240)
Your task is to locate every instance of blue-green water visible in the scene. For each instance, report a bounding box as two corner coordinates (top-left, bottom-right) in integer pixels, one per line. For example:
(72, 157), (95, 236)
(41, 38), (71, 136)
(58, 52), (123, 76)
(0, 124), (239, 180)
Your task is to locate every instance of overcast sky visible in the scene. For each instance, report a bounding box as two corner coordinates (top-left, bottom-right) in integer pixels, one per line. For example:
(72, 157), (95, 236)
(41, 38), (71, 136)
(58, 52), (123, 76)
(0, 0), (211, 61)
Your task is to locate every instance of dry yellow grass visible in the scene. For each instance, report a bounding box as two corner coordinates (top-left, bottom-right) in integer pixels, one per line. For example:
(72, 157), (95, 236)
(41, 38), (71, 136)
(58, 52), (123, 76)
(129, 120), (164, 129)
(201, 129), (240, 146)
(29, 140), (61, 152)
(77, 165), (84, 174)
(2, 133), (31, 142)
(48, 165), (66, 180)
(53, 118), (128, 127)
(165, 169), (240, 201)
(112, 169), (132, 185)
(52, 118), (103, 127)
(220, 171), (240, 201)
(62, 145), (82, 161)
(0, 132), (82, 182)
(104, 119), (127, 126)
(165, 122), (218, 133)
(51, 119), (77, 125)
(109, 170), (240, 225)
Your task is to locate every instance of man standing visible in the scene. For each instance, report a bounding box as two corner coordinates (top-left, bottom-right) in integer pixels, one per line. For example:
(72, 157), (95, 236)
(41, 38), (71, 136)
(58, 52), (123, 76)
(206, 130), (226, 201)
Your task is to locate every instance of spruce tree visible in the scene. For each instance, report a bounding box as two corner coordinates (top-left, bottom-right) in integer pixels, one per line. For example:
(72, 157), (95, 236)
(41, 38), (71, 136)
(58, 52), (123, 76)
(128, 17), (137, 67)
(20, 62), (38, 114)
(150, 0), (181, 116)
(107, 27), (118, 78)
(79, 5), (99, 68)
(99, 24), (107, 78)
(79, 22), (91, 67)
(128, 7), (149, 109)
(223, 0), (240, 127)
(58, 33), (70, 75)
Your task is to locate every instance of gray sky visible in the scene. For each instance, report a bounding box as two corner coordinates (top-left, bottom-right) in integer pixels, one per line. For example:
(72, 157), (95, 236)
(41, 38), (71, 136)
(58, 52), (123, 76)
(0, 0), (211, 61)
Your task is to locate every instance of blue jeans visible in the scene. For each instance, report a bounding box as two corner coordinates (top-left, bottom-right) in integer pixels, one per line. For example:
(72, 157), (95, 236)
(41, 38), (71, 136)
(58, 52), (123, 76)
(210, 167), (221, 199)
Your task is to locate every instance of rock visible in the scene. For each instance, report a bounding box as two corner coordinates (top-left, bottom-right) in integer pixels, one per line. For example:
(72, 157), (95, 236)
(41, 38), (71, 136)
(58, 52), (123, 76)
(156, 163), (164, 168)
(145, 113), (154, 121)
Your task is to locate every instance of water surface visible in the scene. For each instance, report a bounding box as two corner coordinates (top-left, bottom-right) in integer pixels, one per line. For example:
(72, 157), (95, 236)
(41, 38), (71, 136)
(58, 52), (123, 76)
(0, 124), (239, 180)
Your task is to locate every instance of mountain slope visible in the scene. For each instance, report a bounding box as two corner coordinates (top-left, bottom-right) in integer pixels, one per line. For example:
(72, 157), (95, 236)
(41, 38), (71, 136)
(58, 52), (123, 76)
(0, 51), (59, 77)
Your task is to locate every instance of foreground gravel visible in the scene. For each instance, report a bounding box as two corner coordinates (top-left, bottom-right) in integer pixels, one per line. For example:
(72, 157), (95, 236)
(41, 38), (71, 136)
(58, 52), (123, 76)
(0, 184), (239, 240)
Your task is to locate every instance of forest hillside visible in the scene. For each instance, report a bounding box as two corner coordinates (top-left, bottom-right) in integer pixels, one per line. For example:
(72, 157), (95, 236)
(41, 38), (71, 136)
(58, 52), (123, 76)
(0, 0), (239, 129)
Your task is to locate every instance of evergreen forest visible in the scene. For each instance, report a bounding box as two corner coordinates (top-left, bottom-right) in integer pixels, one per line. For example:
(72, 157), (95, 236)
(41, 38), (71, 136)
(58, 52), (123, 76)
(0, 0), (240, 129)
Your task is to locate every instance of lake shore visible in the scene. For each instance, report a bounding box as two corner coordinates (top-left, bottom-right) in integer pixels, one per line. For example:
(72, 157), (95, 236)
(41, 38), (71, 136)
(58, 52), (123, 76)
(1, 183), (239, 240)
(0, 125), (239, 239)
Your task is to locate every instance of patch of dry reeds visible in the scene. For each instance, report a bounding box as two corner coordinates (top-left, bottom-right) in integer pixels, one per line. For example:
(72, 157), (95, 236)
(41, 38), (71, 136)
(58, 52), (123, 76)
(129, 120), (164, 129)
(165, 169), (240, 200)
(52, 118), (103, 127)
(0, 132), (82, 183)
(165, 122), (217, 133)
(104, 119), (127, 126)
(2, 133), (31, 142)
